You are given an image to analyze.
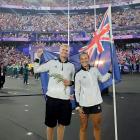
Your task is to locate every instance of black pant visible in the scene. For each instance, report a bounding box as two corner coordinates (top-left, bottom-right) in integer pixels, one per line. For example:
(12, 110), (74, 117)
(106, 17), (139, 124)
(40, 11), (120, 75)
(0, 76), (5, 88)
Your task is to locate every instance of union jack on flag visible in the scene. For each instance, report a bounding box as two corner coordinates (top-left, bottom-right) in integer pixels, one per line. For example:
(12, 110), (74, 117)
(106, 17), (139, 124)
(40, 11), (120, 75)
(79, 7), (112, 59)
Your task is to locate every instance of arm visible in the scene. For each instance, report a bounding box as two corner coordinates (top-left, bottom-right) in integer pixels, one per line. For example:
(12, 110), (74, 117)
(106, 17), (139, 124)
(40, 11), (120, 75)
(33, 60), (51, 74)
(95, 67), (111, 82)
(74, 74), (81, 107)
(70, 65), (75, 85)
(63, 64), (75, 86)
(74, 75), (85, 114)
(33, 48), (50, 73)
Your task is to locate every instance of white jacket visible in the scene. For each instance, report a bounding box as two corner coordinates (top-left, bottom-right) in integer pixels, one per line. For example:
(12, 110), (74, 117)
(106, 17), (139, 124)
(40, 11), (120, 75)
(34, 59), (75, 100)
(75, 66), (111, 107)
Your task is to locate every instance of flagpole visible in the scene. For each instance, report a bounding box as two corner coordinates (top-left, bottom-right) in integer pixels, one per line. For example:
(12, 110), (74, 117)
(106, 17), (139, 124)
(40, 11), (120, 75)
(68, 0), (70, 46)
(108, 5), (118, 140)
(94, 0), (99, 67)
(94, 0), (97, 31)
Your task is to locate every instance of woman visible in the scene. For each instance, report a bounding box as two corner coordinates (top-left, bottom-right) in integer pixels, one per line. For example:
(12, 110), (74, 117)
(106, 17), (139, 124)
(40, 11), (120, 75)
(75, 52), (111, 140)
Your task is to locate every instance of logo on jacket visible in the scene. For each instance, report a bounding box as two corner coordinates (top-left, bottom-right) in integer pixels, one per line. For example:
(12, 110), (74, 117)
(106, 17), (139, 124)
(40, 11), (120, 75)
(83, 76), (86, 79)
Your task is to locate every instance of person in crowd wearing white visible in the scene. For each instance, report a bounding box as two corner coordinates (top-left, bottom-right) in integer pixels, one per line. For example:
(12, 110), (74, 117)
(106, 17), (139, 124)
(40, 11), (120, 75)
(34, 44), (75, 140)
(75, 52), (112, 140)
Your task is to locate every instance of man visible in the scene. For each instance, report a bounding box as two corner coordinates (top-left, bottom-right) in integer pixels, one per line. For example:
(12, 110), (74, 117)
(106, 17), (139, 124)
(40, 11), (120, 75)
(34, 44), (75, 140)
(75, 52), (111, 140)
(23, 63), (29, 85)
(0, 63), (6, 89)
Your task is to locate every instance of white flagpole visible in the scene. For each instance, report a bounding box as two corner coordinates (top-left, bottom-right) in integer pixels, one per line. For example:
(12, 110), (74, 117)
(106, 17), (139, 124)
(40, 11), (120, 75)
(94, 0), (99, 67)
(68, 0), (70, 46)
(108, 5), (118, 140)
(94, 0), (97, 31)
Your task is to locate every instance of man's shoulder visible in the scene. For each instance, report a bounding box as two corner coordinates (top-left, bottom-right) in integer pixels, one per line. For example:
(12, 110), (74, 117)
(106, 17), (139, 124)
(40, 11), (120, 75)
(67, 62), (75, 67)
(45, 59), (57, 64)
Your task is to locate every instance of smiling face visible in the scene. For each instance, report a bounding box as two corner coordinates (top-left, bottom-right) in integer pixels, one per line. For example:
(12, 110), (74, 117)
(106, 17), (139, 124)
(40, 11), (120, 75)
(80, 53), (89, 68)
(59, 44), (70, 60)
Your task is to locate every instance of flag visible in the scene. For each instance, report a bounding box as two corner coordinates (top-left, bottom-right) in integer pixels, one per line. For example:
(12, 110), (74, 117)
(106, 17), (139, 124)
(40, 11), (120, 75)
(79, 7), (121, 90)
(79, 8), (111, 58)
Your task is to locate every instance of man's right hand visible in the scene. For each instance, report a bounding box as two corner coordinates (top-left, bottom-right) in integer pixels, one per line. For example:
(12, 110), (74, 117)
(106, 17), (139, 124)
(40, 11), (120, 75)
(36, 48), (43, 58)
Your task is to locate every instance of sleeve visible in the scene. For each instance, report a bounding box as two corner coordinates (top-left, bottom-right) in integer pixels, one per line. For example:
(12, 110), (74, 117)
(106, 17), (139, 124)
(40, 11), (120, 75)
(74, 74), (81, 106)
(71, 64), (75, 82)
(33, 60), (52, 73)
(68, 64), (75, 86)
(94, 67), (111, 82)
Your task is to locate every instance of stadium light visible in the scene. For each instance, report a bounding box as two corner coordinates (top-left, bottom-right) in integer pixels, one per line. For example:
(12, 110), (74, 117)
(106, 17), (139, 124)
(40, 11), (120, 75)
(95, 60), (104, 65)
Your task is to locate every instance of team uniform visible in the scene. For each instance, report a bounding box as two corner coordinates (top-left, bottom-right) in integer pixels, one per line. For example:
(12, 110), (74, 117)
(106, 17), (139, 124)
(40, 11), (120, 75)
(75, 66), (111, 114)
(34, 58), (75, 127)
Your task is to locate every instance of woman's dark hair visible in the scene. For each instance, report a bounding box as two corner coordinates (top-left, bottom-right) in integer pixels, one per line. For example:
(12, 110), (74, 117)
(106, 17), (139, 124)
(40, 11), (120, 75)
(79, 52), (89, 59)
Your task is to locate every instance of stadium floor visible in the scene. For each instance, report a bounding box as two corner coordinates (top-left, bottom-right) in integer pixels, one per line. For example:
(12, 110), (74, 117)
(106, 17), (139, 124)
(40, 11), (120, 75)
(0, 74), (140, 140)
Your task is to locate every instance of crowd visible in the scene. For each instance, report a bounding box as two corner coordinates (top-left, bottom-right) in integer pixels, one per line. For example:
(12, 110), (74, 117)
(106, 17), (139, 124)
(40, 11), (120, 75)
(0, 46), (30, 65)
(0, 7), (139, 34)
(0, 46), (31, 77)
(1, 0), (134, 7)
(116, 44), (140, 72)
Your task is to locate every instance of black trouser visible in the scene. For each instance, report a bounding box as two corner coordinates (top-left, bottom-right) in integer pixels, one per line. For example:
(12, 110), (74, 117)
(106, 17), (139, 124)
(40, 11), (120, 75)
(0, 76), (5, 88)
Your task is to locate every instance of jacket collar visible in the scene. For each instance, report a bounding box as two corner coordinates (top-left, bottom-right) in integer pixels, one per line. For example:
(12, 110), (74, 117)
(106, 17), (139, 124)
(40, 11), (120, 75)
(81, 65), (91, 71)
(58, 57), (68, 63)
